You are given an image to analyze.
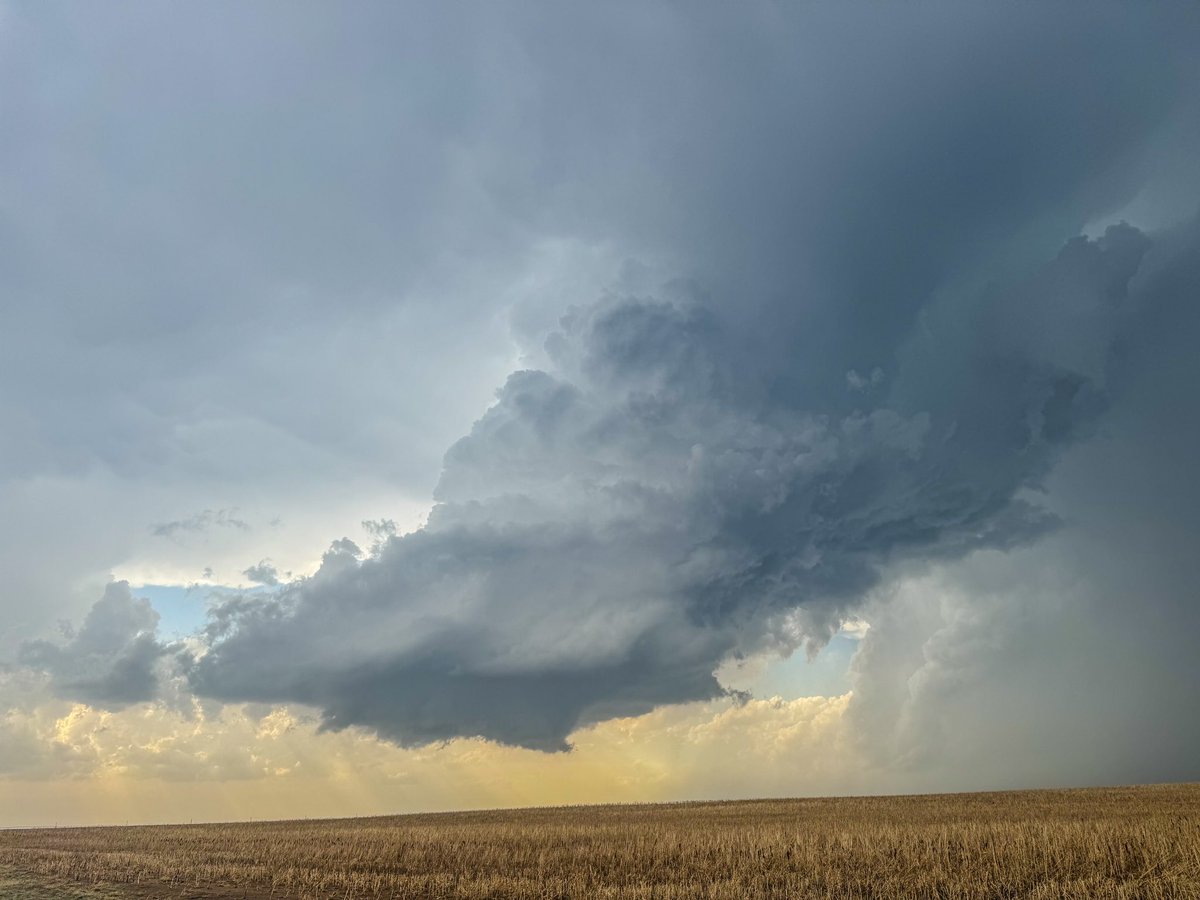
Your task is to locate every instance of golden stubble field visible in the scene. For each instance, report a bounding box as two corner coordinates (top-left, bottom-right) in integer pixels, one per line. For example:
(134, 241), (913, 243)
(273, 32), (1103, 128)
(1, 784), (1198, 899)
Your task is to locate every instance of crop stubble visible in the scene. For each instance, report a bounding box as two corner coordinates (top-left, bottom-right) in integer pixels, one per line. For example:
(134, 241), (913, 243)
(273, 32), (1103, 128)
(0, 784), (1197, 898)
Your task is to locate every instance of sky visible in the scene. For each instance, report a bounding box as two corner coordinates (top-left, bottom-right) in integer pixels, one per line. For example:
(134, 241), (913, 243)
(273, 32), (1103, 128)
(1, 1), (1199, 826)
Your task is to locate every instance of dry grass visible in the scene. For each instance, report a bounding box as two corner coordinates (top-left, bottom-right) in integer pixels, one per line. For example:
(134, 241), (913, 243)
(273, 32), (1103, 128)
(1, 784), (1198, 899)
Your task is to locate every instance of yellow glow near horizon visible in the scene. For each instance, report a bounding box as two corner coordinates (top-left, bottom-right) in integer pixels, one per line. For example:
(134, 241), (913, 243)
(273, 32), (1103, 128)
(0, 694), (866, 828)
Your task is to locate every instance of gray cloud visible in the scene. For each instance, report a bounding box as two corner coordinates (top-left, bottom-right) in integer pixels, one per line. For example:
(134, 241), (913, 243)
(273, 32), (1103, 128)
(18, 582), (171, 708)
(844, 216), (1200, 789)
(153, 509), (250, 539)
(241, 561), (280, 587)
(182, 3), (1200, 753)
(189, 216), (1192, 751)
(2, 1), (1199, 784)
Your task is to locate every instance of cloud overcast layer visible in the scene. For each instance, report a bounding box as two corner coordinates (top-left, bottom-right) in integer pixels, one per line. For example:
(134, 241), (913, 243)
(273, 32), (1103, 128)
(3, 1), (1200, 788)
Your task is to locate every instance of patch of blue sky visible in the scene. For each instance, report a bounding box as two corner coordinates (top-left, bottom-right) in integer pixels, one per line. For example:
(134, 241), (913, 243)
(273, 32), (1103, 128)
(131, 583), (272, 641)
(750, 632), (860, 700)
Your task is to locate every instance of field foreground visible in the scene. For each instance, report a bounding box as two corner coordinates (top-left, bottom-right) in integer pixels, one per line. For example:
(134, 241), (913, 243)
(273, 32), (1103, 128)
(1, 784), (1198, 899)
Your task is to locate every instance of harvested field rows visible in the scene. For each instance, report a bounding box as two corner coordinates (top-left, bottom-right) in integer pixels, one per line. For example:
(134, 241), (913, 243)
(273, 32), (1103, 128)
(1, 784), (1198, 899)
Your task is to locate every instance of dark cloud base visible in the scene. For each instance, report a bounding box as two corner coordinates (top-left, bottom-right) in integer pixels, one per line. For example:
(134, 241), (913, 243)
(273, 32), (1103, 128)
(185, 221), (1190, 751)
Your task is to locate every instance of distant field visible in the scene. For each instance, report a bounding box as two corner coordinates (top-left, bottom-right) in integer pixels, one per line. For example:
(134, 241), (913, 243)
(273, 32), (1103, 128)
(1, 784), (1198, 899)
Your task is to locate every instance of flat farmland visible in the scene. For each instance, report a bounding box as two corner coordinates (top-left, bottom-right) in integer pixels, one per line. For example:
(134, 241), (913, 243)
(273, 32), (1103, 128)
(1, 784), (1198, 899)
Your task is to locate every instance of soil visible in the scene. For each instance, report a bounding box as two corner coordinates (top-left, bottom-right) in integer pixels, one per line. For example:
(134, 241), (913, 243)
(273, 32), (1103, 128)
(0, 869), (279, 900)
(0, 868), (126, 899)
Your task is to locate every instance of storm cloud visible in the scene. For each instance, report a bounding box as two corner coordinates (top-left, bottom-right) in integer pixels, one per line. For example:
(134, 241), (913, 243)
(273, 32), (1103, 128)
(189, 216), (1187, 750)
(848, 215), (1200, 788)
(173, 3), (1200, 752)
(5, 1), (1200, 785)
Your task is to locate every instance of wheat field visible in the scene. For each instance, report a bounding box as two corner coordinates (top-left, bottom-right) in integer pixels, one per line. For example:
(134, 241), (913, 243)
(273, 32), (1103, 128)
(0, 784), (1197, 899)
